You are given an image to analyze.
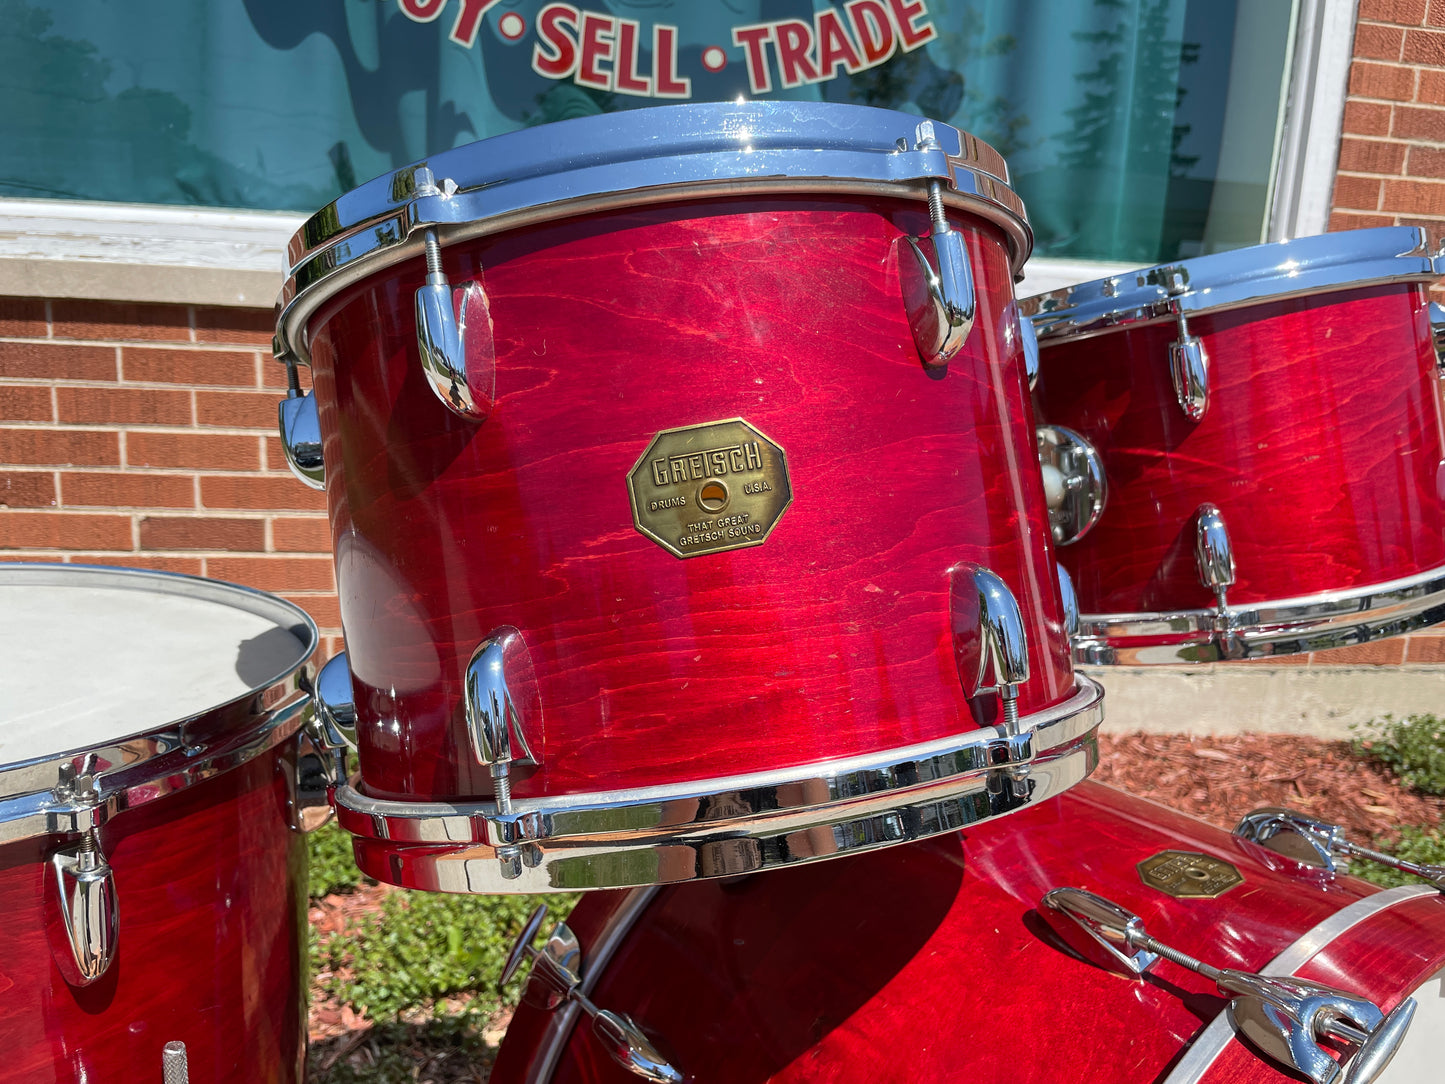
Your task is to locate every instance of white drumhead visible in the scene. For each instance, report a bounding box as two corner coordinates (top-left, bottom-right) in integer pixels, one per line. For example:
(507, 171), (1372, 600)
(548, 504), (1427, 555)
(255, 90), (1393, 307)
(0, 565), (312, 766)
(1379, 968), (1445, 1080)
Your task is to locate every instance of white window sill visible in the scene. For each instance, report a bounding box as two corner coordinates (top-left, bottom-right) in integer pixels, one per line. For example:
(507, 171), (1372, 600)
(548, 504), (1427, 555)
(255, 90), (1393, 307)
(0, 196), (1136, 310)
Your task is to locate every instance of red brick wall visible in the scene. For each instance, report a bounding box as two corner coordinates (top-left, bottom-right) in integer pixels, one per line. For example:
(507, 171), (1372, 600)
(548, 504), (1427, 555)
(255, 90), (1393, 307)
(0, 296), (341, 657)
(1332, 0), (1445, 242)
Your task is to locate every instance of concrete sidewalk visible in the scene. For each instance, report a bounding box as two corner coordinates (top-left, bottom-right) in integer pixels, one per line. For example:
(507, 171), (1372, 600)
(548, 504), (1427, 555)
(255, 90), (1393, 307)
(1088, 665), (1445, 738)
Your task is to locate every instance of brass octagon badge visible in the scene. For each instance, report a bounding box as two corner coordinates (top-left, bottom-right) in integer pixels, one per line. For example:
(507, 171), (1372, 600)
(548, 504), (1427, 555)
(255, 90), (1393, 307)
(1138, 850), (1243, 899)
(627, 418), (793, 559)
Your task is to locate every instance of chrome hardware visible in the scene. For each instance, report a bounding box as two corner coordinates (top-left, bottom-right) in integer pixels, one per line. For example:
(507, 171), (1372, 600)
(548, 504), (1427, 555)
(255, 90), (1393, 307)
(1194, 503), (1237, 642)
(464, 630), (539, 880)
(1057, 564), (1079, 638)
(1071, 561), (1445, 665)
(1030, 228), (1439, 346)
(162, 1041), (190, 1084)
(1019, 310), (1040, 390)
(415, 221), (494, 421)
(1041, 887), (1414, 1084)
(288, 653), (358, 832)
(330, 674), (1103, 893)
(1430, 302), (1445, 374)
(277, 103), (1031, 376)
(311, 652), (358, 776)
(1169, 305), (1209, 421)
(48, 827), (118, 986)
(899, 123), (976, 368)
(276, 355), (324, 490)
(1037, 425), (1107, 546)
(950, 565), (1030, 732)
(502, 904), (683, 1083)
(1235, 807), (1445, 890)
(1038, 885), (1160, 977)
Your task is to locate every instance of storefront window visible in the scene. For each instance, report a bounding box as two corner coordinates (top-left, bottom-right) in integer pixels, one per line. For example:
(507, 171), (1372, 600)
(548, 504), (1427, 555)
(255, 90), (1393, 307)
(1, 0), (1296, 264)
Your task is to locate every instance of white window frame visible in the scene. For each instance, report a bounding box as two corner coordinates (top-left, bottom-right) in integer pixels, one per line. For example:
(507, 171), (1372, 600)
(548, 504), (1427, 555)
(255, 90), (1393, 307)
(0, 0), (1357, 309)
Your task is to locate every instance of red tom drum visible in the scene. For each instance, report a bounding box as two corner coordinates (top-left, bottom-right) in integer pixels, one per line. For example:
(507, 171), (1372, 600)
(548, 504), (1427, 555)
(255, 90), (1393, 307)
(0, 564), (317, 1084)
(273, 102), (1103, 894)
(492, 782), (1445, 1084)
(1028, 229), (1445, 664)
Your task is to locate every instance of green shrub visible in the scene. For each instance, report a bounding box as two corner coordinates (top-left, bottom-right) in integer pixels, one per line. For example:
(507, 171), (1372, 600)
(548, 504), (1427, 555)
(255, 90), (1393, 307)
(307, 820), (368, 899)
(1349, 825), (1445, 889)
(1352, 713), (1445, 796)
(322, 890), (579, 1021)
(309, 1015), (493, 1084)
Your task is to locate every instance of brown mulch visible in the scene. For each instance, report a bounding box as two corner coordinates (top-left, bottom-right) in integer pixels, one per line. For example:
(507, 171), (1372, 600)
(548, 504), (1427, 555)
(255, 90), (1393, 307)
(305, 734), (1442, 1080)
(1095, 732), (1445, 844)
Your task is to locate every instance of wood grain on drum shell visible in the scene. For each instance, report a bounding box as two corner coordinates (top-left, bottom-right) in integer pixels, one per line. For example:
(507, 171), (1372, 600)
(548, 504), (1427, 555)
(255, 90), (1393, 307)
(308, 197), (1072, 802)
(1034, 285), (1445, 615)
(0, 756), (307, 1084)
(491, 782), (1445, 1084)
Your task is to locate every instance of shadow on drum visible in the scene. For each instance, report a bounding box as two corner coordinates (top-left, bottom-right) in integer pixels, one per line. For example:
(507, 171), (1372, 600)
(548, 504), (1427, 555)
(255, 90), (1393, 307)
(234, 626), (310, 687)
(591, 836), (964, 1083)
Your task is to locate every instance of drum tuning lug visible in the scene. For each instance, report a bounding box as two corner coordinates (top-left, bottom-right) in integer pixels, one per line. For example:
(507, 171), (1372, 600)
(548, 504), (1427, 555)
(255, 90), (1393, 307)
(1235, 807), (1445, 891)
(900, 178), (976, 368)
(465, 629), (540, 878)
(1040, 887), (1414, 1084)
(1168, 309), (1209, 421)
(289, 652), (359, 832)
(414, 228), (495, 421)
(950, 564), (1030, 734)
(1429, 302), (1445, 375)
(162, 1041), (190, 1084)
(1019, 310), (1041, 390)
(500, 904), (683, 1082)
(275, 353), (325, 490)
(1057, 565), (1080, 638)
(47, 827), (119, 986)
(1149, 267), (1208, 420)
(1036, 425), (1106, 546)
(1194, 503), (1238, 649)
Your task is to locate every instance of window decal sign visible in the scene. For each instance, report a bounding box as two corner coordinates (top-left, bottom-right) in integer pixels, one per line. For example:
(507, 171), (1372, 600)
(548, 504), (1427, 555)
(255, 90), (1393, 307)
(396, 0), (938, 102)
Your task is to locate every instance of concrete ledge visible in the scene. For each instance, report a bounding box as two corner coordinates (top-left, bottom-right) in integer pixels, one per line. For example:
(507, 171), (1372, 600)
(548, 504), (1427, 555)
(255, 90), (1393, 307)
(1089, 665), (1445, 738)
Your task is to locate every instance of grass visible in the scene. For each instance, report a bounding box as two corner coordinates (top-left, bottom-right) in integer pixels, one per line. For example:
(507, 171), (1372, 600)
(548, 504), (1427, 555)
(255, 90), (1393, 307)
(1350, 713), (1445, 888)
(319, 887), (579, 1021)
(307, 822), (578, 1020)
(1353, 713), (1445, 798)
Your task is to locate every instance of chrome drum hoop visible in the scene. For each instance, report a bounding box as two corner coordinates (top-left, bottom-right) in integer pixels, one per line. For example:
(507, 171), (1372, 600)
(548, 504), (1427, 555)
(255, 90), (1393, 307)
(274, 101), (1032, 370)
(1072, 563), (1445, 665)
(332, 675), (1104, 894)
(0, 564), (319, 846)
(1027, 226), (1440, 345)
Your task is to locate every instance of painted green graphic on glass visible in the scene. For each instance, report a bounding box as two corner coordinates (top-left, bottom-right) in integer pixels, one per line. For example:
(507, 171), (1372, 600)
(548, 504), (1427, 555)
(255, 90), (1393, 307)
(0, 0), (1294, 263)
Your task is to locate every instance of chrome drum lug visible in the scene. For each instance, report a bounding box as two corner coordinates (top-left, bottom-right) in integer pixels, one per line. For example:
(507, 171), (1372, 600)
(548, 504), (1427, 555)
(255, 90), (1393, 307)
(1037, 425), (1107, 546)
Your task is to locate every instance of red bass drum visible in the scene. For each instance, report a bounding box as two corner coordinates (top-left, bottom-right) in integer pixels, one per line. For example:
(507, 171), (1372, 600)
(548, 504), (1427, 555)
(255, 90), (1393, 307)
(492, 781), (1445, 1084)
(274, 102), (1101, 894)
(0, 565), (318, 1084)
(1027, 228), (1445, 664)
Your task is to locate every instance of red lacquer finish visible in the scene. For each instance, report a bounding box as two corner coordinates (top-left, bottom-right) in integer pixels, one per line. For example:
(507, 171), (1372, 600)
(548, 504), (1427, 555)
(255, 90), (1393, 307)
(1034, 284), (1445, 616)
(0, 755), (308, 1084)
(308, 197), (1072, 803)
(492, 781), (1445, 1084)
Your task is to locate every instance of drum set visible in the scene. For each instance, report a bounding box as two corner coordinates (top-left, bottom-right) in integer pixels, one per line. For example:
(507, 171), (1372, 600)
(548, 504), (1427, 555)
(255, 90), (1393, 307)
(10, 101), (1445, 1082)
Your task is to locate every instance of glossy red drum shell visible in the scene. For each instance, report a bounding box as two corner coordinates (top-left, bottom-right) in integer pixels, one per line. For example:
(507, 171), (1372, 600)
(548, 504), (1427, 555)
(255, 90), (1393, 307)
(1034, 284), (1445, 615)
(0, 754), (307, 1084)
(492, 781), (1445, 1084)
(308, 197), (1072, 802)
